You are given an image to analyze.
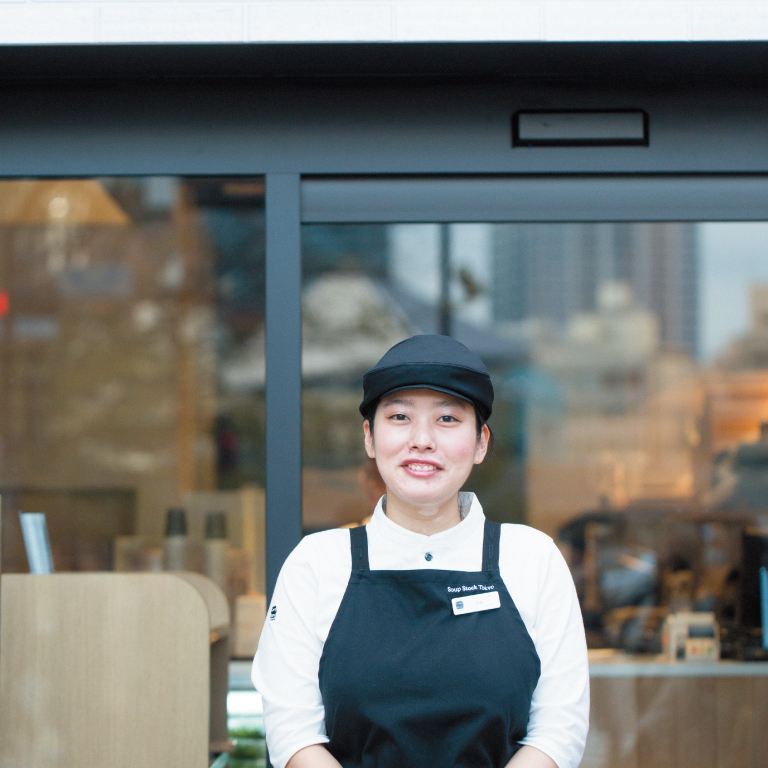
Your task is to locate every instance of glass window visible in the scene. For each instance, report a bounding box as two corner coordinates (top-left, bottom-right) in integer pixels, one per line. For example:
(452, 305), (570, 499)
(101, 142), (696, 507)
(0, 177), (266, 656)
(303, 221), (699, 537)
(302, 220), (768, 764)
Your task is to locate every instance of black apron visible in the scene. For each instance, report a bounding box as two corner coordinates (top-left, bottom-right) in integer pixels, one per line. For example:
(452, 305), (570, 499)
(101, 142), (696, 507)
(318, 519), (541, 768)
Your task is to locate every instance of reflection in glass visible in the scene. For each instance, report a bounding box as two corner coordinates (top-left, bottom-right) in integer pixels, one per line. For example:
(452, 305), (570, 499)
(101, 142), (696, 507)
(301, 220), (768, 662)
(0, 177), (267, 656)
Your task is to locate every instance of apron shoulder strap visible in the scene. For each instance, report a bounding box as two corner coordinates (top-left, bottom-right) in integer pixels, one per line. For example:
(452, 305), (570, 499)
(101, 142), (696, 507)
(481, 519), (501, 572)
(349, 525), (370, 572)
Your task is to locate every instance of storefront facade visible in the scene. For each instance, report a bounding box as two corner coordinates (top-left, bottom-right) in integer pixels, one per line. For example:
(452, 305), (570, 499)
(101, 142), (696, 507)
(2, 10), (768, 766)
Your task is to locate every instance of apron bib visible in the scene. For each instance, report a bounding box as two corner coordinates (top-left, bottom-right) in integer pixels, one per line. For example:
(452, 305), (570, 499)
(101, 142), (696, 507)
(318, 519), (541, 768)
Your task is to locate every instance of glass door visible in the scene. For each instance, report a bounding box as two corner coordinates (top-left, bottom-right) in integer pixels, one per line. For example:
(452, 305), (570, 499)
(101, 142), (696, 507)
(297, 176), (768, 768)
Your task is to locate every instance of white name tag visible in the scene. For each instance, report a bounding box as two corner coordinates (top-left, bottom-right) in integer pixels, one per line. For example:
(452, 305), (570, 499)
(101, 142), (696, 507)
(451, 591), (501, 615)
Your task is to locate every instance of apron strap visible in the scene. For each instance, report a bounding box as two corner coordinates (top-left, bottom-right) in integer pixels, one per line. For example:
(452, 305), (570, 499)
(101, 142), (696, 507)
(481, 519), (501, 572)
(349, 525), (370, 572)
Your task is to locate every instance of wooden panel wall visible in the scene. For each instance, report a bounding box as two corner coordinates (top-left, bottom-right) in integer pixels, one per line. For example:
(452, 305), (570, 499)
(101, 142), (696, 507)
(584, 676), (768, 768)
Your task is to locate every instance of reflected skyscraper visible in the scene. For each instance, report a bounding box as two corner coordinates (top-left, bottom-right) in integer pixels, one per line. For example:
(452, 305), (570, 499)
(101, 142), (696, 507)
(492, 223), (698, 357)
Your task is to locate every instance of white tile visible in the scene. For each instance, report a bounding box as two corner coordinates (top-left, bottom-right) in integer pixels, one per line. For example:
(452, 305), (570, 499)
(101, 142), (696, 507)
(692, 2), (768, 41)
(544, 1), (692, 42)
(248, 1), (393, 42)
(3, 0), (764, 45)
(395, 1), (543, 41)
(99, 3), (244, 43)
(31, 0), (123, 4)
(31, 0), (232, 2)
(0, 4), (97, 43)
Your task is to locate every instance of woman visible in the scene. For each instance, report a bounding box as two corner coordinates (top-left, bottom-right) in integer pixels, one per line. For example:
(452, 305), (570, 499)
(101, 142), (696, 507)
(253, 335), (589, 768)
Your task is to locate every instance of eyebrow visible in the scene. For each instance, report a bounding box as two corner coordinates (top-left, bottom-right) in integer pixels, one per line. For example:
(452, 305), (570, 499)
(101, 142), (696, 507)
(434, 399), (467, 409)
(381, 397), (467, 409)
(381, 397), (413, 407)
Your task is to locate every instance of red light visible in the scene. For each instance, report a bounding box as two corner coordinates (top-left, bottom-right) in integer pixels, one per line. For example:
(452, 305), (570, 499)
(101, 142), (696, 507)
(0, 292), (7, 318)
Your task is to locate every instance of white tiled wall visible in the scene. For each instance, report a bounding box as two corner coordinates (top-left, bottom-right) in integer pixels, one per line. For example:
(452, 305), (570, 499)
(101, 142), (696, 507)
(0, 1), (766, 45)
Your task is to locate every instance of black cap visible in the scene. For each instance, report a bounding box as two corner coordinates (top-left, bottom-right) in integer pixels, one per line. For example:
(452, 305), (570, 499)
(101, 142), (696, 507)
(360, 335), (493, 421)
(165, 508), (187, 536)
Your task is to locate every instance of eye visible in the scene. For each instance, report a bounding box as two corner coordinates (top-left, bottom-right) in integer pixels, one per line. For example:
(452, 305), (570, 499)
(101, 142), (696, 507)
(388, 413), (408, 421)
(438, 414), (459, 423)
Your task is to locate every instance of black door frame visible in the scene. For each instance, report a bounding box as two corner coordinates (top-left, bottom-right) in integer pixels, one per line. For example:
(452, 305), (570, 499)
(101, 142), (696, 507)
(264, 172), (768, 596)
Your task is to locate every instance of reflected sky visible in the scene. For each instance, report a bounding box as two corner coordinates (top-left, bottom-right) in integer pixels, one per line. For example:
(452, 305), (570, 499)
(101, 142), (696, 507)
(700, 222), (768, 360)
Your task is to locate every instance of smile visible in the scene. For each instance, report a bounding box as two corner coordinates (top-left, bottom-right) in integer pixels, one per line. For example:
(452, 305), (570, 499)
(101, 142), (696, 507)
(403, 462), (442, 475)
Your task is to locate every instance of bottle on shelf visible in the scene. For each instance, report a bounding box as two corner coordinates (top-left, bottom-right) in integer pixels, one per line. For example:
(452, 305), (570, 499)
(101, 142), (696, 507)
(204, 511), (228, 594)
(163, 508), (188, 571)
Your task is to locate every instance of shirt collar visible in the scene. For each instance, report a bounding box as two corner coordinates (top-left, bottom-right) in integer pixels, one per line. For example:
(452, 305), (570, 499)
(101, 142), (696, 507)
(368, 492), (485, 550)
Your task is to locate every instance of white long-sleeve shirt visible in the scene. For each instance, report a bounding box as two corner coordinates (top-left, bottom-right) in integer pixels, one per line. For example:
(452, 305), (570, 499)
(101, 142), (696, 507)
(252, 493), (589, 768)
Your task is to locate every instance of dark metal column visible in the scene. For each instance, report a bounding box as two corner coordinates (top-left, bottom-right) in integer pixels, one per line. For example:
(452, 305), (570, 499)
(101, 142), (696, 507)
(439, 223), (452, 337)
(265, 173), (302, 602)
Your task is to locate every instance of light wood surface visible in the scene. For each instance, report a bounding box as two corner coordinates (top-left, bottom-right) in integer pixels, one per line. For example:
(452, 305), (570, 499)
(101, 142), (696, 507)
(173, 572), (230, 742)
(175, 571), (230, 633)
(0, 573), (213, 768)
(584, 675), (768, 768)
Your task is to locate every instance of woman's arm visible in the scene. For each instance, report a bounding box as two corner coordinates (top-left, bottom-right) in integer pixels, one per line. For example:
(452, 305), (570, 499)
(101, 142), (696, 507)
(286, 745), (343, 768)
(505, 745), (558, 768)
(500, 529), (590, 768)
(252, 534), (345, 768)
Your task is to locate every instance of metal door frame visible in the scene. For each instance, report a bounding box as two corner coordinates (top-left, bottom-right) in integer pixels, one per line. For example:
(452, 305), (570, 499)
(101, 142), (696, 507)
(264, 172), (768, 596)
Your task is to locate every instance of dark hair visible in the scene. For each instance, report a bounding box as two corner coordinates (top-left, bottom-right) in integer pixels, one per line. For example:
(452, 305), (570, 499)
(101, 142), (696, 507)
(362, 399), (494, 453)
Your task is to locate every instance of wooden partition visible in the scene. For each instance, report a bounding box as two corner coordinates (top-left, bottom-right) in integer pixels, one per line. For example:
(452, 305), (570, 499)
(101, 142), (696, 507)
(585, 665), (768, 768)
(0, 572), (230, 768)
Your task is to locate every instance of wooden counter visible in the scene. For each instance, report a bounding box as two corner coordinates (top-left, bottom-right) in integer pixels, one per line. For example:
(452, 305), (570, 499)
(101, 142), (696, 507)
(0, 573), (230, 768)
(585, 657), (768, 768)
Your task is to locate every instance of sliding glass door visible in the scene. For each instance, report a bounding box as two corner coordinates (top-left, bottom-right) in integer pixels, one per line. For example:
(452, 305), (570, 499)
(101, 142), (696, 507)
(295, 176), (768, 768)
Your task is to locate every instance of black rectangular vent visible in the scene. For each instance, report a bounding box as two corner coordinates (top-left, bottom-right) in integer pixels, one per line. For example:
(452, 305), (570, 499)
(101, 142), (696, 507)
(512, 110), (649, 147)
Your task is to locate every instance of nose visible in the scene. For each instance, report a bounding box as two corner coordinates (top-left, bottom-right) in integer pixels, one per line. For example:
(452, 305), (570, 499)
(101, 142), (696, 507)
(409, 420), (436, 452)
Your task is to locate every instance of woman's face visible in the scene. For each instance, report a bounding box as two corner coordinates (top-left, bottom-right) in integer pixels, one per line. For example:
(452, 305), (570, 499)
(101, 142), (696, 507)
(363, 388), (489, 509)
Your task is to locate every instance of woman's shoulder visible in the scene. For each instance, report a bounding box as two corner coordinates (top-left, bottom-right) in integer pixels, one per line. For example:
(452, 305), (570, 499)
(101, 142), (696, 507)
(301, 527), (353, 553)
(498, 522), (553, 550)
(282, 527), (352, 575)
(498, 523), (575, 591)
(497, 523), (559, 570)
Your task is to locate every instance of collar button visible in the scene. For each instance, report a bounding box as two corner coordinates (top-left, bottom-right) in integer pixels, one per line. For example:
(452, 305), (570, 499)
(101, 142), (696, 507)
(424, 552), (433, 562)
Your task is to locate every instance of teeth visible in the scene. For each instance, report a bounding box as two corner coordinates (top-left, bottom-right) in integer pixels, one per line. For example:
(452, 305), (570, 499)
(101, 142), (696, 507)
(407, 464), (438, 471)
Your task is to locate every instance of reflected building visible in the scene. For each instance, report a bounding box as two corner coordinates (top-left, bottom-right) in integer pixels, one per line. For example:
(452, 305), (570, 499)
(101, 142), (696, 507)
(523, 280), (703, 535)
(492, 223), (698, 357)
(704, 284), (768, 514)
(485, 223), (702, 535)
